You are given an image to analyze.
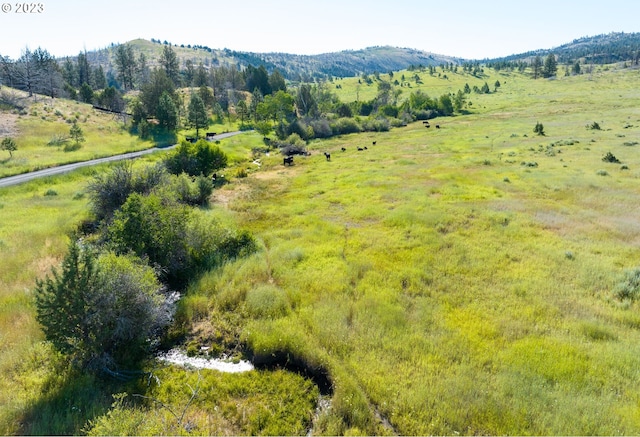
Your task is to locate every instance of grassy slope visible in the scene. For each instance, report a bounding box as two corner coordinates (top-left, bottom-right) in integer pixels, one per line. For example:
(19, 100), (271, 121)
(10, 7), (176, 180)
(2, 65), (640, 435)
(196, 65), (640, 434)
(0, 95), (156, 178)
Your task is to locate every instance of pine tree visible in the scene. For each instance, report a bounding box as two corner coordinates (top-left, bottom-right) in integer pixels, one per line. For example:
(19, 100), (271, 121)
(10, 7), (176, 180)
(543, 54), (558, 78)
(188, 93), (208, 137)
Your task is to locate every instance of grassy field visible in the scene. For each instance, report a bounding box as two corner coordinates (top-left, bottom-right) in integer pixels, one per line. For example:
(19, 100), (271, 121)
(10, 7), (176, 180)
(2, 64), (640, 435)
(0, 89), (243, 179)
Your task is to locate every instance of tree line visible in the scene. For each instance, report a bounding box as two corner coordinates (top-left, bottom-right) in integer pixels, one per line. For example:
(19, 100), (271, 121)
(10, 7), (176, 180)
(1, 43), (492, 150)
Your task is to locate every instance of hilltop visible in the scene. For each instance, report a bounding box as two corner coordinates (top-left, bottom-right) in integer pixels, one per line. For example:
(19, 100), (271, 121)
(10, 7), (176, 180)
(83, 38), (461, 81)
(487, 32), (640, 65)
(75, 32), (640, 83)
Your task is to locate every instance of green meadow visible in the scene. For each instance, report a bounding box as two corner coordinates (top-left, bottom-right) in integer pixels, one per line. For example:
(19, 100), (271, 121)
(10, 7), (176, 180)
(2, 64), (640, 435)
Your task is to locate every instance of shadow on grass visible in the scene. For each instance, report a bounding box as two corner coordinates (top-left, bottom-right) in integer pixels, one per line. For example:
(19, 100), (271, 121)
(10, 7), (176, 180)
(17, 366), (137, 435)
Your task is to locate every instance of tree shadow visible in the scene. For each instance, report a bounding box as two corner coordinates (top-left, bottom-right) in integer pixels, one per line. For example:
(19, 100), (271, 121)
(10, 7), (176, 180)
(17, 366), (137, 435)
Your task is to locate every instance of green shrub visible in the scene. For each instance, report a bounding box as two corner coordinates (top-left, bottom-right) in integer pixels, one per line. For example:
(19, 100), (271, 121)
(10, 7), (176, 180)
(613, 268), (640, 303)
(602, 151), (620, 163)
(331, 117), (363, 135)
(164, 139), (228, 177)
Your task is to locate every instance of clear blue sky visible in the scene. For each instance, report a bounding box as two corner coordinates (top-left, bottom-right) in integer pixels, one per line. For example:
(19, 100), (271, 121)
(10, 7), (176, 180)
(1, 0), (638, 60)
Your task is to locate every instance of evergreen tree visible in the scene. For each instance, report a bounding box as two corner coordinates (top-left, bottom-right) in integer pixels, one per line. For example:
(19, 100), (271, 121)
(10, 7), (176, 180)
(543, 54), (558, 78)
(70, 121), (85, 146)
(187, 93), (209, 137)
(114, 44), (136, 90)
(76, 51), (91, 89)
(156, 91), (178, 131)
(160, 45), (180, 87)
(34, 239), (171, 372)
(531, 55), (543, 79)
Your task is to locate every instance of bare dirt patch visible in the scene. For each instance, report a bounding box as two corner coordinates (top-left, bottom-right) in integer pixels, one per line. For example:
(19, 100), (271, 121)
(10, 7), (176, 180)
(0, 113), (19, 138)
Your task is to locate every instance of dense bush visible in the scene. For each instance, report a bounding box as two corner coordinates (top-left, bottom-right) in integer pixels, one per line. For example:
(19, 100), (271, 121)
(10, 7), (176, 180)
(278, 133), (307, 156)
(169, 173), (213, 206)
(164, 139), (228, 177)
(34, 240), (173, 373)
(107, 193), (190, 285)
(331, 117), (362, 135)
(307, 118), (333, 138)
(107, 192), (256, 287)
(87, 162), (168, 221)
(361, 117), (390, 132)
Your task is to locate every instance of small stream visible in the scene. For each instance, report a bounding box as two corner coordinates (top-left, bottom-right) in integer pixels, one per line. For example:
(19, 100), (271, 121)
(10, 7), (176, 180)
(156, 349), (254, 373)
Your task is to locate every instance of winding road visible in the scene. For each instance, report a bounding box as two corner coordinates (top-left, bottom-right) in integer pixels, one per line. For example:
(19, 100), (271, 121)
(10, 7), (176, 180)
(0, 131), (244, 188)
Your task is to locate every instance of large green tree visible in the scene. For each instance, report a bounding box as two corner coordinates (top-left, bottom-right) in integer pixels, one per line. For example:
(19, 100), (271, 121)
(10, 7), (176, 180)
(156, 91), (178, 131)
(160, 45), (180, 87)
(187, 93), (209, 137)
(114, 43), (137, 90)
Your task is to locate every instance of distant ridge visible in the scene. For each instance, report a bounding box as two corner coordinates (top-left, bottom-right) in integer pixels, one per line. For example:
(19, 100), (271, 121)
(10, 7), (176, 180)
(78, 33), (640, 81)
(485, 32), (640, 65)
(82, 39), (462, 81)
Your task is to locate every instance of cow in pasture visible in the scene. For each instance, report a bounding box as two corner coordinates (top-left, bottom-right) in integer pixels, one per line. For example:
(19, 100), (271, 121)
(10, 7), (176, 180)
(357, 147), (364, 151)
(324, 152), (331, 161)
(435, 124), (440, 129)
(372, 141), (377, 145)
(341, 147), (346, 152)
(283, 156), (294, 166)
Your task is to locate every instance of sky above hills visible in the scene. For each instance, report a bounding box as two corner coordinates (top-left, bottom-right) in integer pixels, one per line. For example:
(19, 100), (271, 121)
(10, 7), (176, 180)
(1, 0), (638, 60)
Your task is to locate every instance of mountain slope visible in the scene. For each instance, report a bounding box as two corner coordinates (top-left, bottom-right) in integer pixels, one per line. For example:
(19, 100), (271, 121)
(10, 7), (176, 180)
(85, 39), (461, 80)
(486, 32), (640, 65)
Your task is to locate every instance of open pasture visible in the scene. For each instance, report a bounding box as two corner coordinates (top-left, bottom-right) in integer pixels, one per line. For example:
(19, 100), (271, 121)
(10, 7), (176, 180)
(193, 66), (640, 434)
(2, 65), (640, 435)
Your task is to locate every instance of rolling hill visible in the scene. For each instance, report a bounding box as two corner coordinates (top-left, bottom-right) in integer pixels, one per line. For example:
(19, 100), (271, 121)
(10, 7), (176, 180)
(78, 32), (640, 84)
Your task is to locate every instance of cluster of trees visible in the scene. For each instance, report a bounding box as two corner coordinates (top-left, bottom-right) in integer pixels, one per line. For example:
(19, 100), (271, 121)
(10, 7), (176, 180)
(34, 140), (253, 377)
(3, 43), (482, 151)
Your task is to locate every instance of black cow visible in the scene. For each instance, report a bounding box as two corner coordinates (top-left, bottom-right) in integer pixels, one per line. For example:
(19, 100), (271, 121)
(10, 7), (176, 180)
(435, 124), (440, 129)
(341, 147), (346, 152)
(357, 147), (364, 151)
(324, 152), (331, 161)
(372, 141), (377, 145)
(283, 156), (294, 166)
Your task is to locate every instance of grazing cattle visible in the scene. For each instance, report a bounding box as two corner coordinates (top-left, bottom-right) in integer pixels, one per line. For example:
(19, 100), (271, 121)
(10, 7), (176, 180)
(435, 124), (440, 129)
(186, 136), (197, 143)
(283, 156), (294, 166)
(341, 147), (346, 152)
(372, 141), (377, 145)
(425, 124), (430, 128)
(357, 147), (364, 151)
(364, 146), (368, 150)
(422, 121), (430, 125)
(205, 132), (217, 139)
(324, 152), (331, 161)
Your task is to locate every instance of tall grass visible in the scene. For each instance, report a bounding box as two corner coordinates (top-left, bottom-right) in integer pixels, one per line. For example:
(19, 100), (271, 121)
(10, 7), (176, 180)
(3, 64), (640, 434)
